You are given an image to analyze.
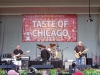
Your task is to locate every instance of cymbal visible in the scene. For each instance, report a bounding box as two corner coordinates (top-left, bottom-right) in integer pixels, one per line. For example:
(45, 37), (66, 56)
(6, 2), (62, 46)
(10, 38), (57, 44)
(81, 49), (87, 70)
(50, 43), (56, 47)
(37, 44), (45, 48)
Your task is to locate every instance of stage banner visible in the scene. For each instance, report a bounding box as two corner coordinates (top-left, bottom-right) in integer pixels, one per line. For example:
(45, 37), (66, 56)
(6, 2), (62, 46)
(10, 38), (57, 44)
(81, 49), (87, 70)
(22, 14), (77, 42)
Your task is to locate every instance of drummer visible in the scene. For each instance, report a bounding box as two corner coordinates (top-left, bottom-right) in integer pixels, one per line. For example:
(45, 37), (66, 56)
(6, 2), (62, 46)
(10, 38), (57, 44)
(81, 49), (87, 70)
(48, 43), (56, 50)
(47, 43), (56, 60)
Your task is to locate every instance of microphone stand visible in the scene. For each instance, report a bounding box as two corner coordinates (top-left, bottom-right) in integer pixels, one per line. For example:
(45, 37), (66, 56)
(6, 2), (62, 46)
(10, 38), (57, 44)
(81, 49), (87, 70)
(92, 52), (98, 68)
(95, 52), (98, 66)
(7, 45), (13, 71)
(36, 40), (38, 58)
(91, 52), (93, 66)
(60, 47), (68, 68)
(11, 45), (13, 68)
(99, 55), (100, 66)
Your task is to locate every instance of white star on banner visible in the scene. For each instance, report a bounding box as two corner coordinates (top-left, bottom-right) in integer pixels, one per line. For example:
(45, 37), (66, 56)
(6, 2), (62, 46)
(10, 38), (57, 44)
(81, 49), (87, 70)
(26, 36), (30, 41)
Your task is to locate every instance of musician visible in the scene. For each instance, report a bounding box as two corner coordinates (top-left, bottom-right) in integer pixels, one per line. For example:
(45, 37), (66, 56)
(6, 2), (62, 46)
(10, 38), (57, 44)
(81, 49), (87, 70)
(13, 45), (24, 70)
(47, 43), (56, 60)
(74, 41), (85, 65)
(41, 46), (50, 65)
(47, 44), (55, 52)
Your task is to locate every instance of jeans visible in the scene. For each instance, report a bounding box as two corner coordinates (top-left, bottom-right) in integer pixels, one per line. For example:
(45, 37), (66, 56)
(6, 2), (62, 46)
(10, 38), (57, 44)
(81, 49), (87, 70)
(42, 58), (47, 65)
(76, 57), (82, 65)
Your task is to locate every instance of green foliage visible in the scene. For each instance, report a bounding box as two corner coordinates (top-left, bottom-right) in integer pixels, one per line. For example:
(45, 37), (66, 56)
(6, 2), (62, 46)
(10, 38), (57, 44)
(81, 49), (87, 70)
(0, 69), (6, 75)
(50, 69), (57, 75)
(83, 68), (100, 75)
(12, 68), (100, 75)
(49, 69), (70, 75)
(62, 71), (70, 74)
(19, 70), (28, 75)
(36, 69), (43, 74)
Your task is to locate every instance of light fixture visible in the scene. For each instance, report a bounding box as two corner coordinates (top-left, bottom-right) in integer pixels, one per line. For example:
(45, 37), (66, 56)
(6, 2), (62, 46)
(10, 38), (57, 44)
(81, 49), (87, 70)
(87, 15), (93, 22)
(87, 0), (93, 22)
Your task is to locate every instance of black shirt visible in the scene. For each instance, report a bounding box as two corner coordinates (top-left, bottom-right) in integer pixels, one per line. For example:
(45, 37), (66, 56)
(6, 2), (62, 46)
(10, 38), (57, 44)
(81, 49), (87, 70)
(41, 49), (50, 60)
(13, 49), (23, 55)
(74, 45), (85, 53)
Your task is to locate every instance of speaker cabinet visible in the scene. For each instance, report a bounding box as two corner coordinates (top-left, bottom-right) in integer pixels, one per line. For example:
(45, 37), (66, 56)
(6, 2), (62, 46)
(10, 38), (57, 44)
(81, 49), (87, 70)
(22, 60), (29, 69)
(65, 62), (72, 69)
(86, 58), (92, 65)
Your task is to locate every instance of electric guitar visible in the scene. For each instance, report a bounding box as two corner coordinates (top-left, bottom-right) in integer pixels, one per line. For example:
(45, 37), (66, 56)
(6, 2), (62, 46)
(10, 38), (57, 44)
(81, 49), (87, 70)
(14, 50), (30, 60)
(75, 48), (89, 58)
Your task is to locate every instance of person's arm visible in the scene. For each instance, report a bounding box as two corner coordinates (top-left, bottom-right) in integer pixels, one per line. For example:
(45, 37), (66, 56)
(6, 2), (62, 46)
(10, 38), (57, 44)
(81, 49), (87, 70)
(21, 50), (24, 55)
(41, 50), (43, 58)
(47, 50), (50, 60)
(74, 46), (77, 53)
(82, 46), (88, 53)
(13, 50), (16, 56)
(13, 50), (18, 59)
(21, 50), (23, 54)
(74, 50), (77, 54)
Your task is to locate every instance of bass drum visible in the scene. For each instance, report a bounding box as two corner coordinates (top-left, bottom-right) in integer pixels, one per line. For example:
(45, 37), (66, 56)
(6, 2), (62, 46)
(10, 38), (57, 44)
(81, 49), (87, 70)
(55, 51), (61, 60)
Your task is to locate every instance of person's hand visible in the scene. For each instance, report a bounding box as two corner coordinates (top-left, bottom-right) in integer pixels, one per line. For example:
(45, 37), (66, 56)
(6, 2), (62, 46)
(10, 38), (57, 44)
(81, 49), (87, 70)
(23, 52), (26, 55)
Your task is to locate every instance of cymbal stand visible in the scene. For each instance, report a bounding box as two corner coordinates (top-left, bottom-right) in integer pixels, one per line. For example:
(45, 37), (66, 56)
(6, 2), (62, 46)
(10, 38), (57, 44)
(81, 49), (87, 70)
(36, 41), (38, 57)
(60, 47), (68, 68)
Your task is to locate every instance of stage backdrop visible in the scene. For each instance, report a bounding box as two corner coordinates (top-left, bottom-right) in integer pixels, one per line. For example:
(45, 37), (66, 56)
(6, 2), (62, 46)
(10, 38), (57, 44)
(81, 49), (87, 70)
(22, 14), (77, 42)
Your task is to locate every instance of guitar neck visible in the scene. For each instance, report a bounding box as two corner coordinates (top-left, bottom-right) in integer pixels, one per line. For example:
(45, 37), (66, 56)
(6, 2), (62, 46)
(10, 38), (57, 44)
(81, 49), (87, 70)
(82, 49), (88, 53)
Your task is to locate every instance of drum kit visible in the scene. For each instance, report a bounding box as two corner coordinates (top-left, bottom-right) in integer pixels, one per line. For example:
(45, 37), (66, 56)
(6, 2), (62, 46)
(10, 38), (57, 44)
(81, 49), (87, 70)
(37, 43), (61, 60)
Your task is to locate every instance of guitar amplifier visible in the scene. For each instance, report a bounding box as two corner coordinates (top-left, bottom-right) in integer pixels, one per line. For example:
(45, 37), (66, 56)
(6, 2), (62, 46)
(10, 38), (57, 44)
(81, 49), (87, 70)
(21, 56), (30, 61)
(21, 56), (30, 69)
(82, 56), (86, 65)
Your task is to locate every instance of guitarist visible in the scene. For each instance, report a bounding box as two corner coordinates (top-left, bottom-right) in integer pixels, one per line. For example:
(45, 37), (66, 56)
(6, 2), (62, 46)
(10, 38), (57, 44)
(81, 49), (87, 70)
(13, 45), (24, 70)
(74, 41), (85, 65)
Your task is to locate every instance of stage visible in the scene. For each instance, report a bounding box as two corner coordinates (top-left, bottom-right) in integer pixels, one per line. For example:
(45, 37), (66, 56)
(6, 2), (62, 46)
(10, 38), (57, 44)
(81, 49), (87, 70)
(29, 60), (63, 68)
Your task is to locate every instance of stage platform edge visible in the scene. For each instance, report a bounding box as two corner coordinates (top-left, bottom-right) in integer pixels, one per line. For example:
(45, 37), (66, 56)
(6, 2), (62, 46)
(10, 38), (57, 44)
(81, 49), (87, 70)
(31, 65), (54, 69)
(69, 65), (91, 69)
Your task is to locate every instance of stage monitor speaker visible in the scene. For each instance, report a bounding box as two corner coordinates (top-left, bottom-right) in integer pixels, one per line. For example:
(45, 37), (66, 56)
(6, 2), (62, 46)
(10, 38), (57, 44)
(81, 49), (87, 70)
(69, 65), (91, 69)
(0, 65), (12, 69)
(86, 58), (92, 65)
(31, 65), (54, 69)
(58, 73), (71, 75)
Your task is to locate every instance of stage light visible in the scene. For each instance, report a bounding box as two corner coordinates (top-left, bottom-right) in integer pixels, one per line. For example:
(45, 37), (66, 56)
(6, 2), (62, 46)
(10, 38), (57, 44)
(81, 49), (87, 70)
(87, 0), (93, 22)
(87, 17), (93, 22)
